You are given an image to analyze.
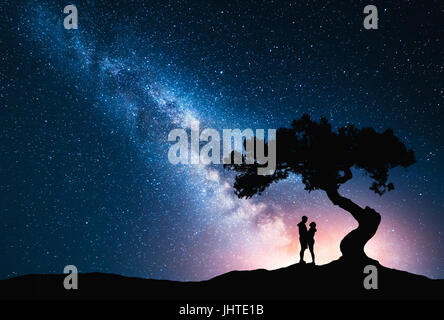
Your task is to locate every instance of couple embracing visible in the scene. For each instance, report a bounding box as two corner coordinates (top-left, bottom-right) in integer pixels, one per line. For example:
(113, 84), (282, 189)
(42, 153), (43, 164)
(297, 216), (317, 264)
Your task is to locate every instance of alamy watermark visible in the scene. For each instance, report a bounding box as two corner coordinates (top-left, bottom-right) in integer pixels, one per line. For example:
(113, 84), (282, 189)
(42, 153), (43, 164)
(363, 265), (378, 289)
(363, 5), (378, 30)
(63, 265), (78, 290)
(63, 5), (78, 30)
(167, 122), (276, 175)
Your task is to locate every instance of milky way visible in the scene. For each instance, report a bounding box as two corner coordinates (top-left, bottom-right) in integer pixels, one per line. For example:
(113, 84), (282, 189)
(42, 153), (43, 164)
(1, 1), (442, 280)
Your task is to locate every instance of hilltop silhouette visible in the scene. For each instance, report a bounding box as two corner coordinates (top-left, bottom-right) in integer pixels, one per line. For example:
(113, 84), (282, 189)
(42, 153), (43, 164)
(1, 257), (443, 300)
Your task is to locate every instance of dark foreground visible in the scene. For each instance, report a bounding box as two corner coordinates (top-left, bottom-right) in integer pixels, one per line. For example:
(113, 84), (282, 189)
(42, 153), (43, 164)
(1, 258), (443, 300)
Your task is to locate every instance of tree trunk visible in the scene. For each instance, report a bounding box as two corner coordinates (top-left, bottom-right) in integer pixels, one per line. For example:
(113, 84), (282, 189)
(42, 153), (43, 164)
(326, 188), (381, 261)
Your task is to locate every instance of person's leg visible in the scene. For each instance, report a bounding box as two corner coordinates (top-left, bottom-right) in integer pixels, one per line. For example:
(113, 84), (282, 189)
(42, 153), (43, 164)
(309, 243), (315, 264)
(299, 240), (306, 263)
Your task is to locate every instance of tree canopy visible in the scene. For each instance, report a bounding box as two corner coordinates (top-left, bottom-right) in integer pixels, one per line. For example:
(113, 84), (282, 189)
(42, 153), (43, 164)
(225, 115), (415, 198)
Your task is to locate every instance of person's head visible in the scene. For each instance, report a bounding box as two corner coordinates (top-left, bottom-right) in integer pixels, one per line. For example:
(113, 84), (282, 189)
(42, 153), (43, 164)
(301, 216), (308, 223)
(309, 222), (316, 228)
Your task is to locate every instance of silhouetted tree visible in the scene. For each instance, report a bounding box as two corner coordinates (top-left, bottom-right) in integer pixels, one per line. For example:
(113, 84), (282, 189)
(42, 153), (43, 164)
(224, 115), (415, 260)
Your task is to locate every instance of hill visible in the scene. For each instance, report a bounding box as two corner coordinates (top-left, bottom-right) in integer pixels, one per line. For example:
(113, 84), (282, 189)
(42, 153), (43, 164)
(1, 258), (442, 300)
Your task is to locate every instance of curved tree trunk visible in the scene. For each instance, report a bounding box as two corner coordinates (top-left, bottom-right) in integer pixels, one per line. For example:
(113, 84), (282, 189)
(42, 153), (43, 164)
(326, 188), (381, 261)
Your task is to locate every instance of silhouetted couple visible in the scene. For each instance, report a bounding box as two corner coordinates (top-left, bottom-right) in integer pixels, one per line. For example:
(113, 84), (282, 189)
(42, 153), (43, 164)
(297, 216), (317, 264)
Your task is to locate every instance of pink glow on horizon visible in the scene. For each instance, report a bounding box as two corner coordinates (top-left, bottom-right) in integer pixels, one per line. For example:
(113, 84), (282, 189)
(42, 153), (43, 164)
(211, 205), (432, 278)
(187, 166), (434, 280)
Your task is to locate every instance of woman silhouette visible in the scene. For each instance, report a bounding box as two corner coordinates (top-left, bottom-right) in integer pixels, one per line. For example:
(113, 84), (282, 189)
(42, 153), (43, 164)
(307, 222), (317, 264)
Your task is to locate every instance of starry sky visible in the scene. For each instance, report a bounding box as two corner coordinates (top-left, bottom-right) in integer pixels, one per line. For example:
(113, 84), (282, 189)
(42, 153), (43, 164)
(0, 1), (443, 281)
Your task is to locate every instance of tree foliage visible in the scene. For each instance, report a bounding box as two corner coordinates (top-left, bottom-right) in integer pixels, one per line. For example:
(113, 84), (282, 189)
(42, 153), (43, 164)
(225, 115), (415, 198)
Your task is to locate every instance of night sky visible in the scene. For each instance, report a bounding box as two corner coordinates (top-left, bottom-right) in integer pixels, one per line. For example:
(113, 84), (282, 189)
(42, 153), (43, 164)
(1, 1), (443, 281)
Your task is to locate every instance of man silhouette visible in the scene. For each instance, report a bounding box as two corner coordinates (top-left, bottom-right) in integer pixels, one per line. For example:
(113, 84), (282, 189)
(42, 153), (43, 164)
(297, 216), (308, 263)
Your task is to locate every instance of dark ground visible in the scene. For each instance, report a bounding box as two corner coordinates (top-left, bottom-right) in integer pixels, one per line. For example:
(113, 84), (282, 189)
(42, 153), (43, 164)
(1, 258), (443, 300)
